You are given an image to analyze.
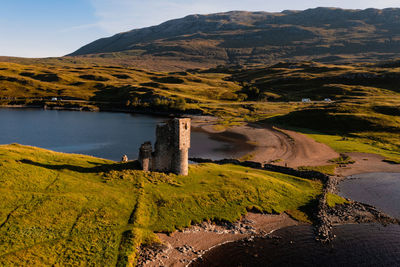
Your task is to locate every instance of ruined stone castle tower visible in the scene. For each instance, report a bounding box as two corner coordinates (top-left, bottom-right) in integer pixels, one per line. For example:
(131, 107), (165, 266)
(138, 142), (152, 172)
(138, 118), (191, 175)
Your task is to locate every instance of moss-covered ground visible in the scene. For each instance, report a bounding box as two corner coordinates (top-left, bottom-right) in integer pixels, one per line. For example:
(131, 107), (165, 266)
(0, 144), (331, 266)
(326, 193), (349, 208)
(305, 132), (400, 164)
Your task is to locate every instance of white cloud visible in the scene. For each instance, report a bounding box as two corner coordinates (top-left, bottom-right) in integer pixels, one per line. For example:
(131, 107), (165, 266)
(59, 23), (100, 33)
(89, 0), (400, 34)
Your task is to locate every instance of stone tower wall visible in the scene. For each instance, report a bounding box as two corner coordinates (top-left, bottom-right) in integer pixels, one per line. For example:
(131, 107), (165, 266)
(139, 142), (153, 172)
(139, 118), (191, 176)
(153, 122), (174, 172)
(172, 148), (189, 176)
(174, 118), (191, 150)
(172, 118), (190, 175)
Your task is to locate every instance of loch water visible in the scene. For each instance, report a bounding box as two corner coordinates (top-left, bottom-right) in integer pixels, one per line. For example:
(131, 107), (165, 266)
(0, 108), (253, 161)
(339, 172), (400, 219)
(191, 224), (400, 267)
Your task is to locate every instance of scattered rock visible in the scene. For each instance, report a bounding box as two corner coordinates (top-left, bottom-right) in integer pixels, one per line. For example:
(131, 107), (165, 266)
(137, 243), (170, 266)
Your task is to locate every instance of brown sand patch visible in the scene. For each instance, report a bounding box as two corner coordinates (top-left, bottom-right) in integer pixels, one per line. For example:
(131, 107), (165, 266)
(139, 213), (298, 267)
(191, 117), (339, 168)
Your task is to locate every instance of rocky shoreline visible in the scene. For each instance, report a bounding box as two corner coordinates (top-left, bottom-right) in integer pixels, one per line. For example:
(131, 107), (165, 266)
(191, 158), (400, 242)
(315, 175), (399, 243)
(190, 158), (399, 243)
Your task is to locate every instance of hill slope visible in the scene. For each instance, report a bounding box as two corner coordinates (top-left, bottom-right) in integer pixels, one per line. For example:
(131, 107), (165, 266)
(69, 8), (400, 69)
(0, 59), (400, 160)
(0, 144), (323, 265)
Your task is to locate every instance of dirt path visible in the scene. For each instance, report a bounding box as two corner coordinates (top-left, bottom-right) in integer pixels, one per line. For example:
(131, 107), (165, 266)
(192, 117), (339, 168)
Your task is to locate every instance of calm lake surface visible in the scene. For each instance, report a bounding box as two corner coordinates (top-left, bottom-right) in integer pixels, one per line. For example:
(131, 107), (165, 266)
(192, 224), (400, 267)
(339, 172), (400, 219)
(0, 108), (252, 161)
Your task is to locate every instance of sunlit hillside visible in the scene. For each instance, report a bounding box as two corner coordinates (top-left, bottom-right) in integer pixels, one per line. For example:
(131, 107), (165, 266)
(0, 144), (325, 266)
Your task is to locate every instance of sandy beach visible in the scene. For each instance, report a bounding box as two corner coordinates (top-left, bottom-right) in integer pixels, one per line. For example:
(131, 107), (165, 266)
(191, 116), (400, 173)
(192, 116), (339, 168)
(138, 213), (298, 267)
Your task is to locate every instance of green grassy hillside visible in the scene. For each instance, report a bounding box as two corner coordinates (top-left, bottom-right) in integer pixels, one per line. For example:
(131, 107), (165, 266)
(0, 61), (243, 112)
(233, 61), (400, 161)
(0, 60), (298, 119)
(0, 59), (399, 162)
(0, 144), (324, 266)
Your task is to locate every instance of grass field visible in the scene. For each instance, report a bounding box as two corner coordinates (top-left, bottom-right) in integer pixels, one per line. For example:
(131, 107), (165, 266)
(0, 144), (331, 266)
(305, 133), (400, 164)
(326, 193), (348, 208)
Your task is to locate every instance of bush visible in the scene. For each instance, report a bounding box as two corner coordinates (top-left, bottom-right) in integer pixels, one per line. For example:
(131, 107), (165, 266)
(170, 97), (186, 110)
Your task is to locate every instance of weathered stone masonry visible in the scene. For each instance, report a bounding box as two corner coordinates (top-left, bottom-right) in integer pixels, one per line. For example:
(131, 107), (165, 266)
(139, 118), (191, 175)
(138, 142), (152, 172)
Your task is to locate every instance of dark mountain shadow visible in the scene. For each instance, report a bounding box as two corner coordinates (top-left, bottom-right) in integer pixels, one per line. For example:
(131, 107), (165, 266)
(19, 159), (141, 173)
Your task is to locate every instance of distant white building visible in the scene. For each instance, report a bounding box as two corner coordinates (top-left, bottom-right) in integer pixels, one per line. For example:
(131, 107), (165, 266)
(51, 97), (58, 101)
(324, 98), (332, 102)
(302, 98), (311, 103)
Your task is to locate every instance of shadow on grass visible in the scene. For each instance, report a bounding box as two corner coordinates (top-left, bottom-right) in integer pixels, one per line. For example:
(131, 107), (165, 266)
(19, 159), (141, 173)
(298, 198), (320, 224)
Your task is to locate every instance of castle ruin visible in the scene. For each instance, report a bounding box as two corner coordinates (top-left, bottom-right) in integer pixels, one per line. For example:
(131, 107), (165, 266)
(138, 118), (191, 175)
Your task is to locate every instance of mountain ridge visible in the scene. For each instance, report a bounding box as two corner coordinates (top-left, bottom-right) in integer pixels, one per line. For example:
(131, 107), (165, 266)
(69, 7), (400, 69)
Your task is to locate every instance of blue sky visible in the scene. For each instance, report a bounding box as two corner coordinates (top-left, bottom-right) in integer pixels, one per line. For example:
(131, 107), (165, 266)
(1, 0), (399, 57)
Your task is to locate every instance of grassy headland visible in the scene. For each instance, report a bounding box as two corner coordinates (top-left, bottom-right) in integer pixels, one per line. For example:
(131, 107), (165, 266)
(0, 144), (328, 266)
